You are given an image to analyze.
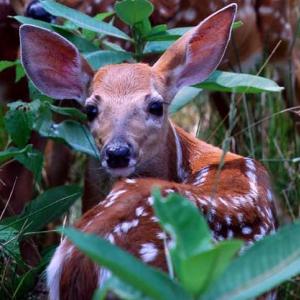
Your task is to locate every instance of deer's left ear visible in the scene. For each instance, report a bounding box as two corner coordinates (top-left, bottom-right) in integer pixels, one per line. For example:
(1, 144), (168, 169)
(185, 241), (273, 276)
(152, 4), (237, 97)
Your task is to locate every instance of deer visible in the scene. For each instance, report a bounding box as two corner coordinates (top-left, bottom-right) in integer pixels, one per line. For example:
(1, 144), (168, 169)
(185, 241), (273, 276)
(4, 0), (298, 220)
(19, 4), (278, 299)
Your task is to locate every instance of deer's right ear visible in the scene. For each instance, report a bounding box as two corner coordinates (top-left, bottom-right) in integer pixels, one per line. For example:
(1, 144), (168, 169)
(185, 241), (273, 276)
(20, 25), (93, 103)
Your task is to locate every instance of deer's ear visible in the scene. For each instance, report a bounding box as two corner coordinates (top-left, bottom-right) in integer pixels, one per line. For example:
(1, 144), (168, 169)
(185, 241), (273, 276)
(152, 4), (237, 97)
(20, 25), (93, 103)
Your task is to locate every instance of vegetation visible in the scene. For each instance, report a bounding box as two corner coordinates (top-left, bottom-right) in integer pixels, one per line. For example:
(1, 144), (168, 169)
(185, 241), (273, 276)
(0, 0), (299, 298)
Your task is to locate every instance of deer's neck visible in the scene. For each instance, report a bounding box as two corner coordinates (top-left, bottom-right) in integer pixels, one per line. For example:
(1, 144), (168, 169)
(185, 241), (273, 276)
(135, 121), (243, 183)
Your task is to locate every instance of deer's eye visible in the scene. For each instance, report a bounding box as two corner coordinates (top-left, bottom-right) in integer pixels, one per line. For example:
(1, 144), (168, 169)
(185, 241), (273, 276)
(148, 101), (163, 117)
(85, 105), (98, 121)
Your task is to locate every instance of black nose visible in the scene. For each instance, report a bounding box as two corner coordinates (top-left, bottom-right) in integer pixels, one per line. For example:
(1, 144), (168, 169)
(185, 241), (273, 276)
(105, 143), (131, 169)
(26, 0), (56, 23)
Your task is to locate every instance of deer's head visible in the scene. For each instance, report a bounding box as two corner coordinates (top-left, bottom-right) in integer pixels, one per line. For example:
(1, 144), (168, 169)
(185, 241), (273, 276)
(20, 4), (236, 177)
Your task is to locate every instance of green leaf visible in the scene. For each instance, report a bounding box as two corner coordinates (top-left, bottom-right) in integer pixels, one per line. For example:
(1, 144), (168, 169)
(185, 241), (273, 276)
(85, 50), (133, 70)
(37, 119), (100, 158)
(179, 240), (242, 295)
(41, 0), (130, 41)
(0, 60), (17, 72)
(14, 15), (65, 31)
(1, 185), (82, 234)
(49, 104), (87, 121)
(196, 71), (284, 94)
(169, 87), (202, 114)
(15, 145), (44, 183)
(153, 190), (212, 259)
(143, 41), (174, 54)
(62, 227), (192, 300)
(15, 16), (98, 53)
(115, 0), (154, 26)
(94, 276), (150, 300)
(4, 109), (34, 147)
(233, 20), (243, 30)
(0, 145), (31, 165)
(0, 225), (20, 255)
(15, 62), (26, 83)
(58, 30), (98, 53)
(202, 222), (300, 300)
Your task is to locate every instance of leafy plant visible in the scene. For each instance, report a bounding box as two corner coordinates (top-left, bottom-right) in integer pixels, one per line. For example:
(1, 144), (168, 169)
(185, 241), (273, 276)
(0, 0), (297, 298)
(62, 191), (300, 300)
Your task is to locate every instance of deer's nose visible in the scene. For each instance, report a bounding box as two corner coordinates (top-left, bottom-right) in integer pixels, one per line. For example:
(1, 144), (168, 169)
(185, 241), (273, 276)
(26, 0), (56, 23)
(105, 143), (131, 169)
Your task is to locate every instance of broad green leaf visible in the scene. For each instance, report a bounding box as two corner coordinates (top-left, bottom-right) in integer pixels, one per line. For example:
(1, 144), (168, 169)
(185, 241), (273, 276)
(0, 60), (17, 72)
(153, 191), (212, 259)
(41, 0), (130, 41)
(115, 0), (154, 26)
(94, 276), (150, 300)
(202, 222), (300, 300)
(15, 16), (98, 53)
(0, 145), (31, 165)
(0, 225), (19, 255)
(179, 240), (242, 295)
(37, 120), (100, 158)
(1, 185), (82, 234)
(4, 109), (34, 147)
(58, 30), (98, 53)
(85, 50), (133, 70)
(49, 104), (87, 121)
(169, 86), (202, 114)
(62, 227), (192, 300)
(15, 146), (43, 183)
(143, 40), (174, 54)
(196, 71), (283, 94)
(15, 63), (26, 82)
(14, 15), (65, 31)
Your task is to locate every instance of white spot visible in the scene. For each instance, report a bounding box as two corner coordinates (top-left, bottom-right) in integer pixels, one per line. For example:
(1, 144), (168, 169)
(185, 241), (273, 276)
(165, 189), (175, 194)
(147, 196), (154, 206)
(107, 234), (115, 244)
(193, 167), (210, 186)
(114, 219), (139, 236)
(135, 206), (145, 217)
(151, 216), (159, 223)
(242, 226), (253, 235)
(219, 197), (228, 207)
(125, 179), (136, 184)
(225, 215), (232, 225)
(104, 190), (126, 207)
(157, 232), (167, 240)
(140, 243), (158, 263)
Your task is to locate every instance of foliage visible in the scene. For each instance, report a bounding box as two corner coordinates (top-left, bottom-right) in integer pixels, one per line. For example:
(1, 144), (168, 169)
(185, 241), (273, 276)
(63, 191), (300, 300)
(0, 0), (298, 298)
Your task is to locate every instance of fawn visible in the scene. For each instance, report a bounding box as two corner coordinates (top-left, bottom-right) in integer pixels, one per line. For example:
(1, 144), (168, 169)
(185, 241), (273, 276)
(19, 4), (277, 299)
(5, 0), (298, 218)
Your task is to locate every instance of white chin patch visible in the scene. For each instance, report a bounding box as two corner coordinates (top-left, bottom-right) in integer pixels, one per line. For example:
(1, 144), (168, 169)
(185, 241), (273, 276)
(107, 166), (135, 177)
